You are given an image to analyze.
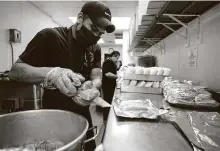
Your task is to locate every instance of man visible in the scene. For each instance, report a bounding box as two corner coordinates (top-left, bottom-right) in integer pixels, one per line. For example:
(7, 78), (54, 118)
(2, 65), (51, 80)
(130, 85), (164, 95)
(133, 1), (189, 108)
(116, 60), (122, 71)
(8, 1), (115, 151)
(102, 51), (120, 121)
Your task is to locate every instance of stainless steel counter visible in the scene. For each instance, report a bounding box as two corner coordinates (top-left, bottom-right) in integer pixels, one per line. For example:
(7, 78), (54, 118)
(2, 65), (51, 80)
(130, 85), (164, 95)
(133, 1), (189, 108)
(102, 89), (193, 151)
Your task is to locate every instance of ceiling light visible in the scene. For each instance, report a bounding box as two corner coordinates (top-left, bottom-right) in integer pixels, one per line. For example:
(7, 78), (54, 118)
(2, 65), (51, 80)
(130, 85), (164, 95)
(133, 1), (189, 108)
(68, 17), (77, 23)
(68, 17), (131, 30)
(112, 17), (131, 30)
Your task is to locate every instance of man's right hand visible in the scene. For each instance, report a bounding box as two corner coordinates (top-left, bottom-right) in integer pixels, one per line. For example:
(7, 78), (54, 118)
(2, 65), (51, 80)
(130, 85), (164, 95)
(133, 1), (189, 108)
(43, 67), (85, 97)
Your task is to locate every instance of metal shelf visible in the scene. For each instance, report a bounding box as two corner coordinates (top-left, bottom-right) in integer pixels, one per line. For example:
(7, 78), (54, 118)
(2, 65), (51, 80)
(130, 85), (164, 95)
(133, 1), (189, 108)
(129, 1), (220, 53)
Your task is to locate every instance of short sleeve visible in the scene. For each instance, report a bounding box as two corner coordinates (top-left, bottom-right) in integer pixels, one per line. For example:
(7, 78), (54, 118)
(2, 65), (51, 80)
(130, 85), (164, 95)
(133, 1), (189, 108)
(92, 44), (101, 68)
(19, 29), (54, 67)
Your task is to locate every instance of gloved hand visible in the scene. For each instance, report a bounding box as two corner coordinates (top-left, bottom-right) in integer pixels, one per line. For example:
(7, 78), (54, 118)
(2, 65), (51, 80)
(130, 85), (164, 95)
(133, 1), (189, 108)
(92, 78), (102, 89)
(43, 67), (85, 97)
(72, 81), (100, 106)
(73, 81), (111, 107)
(73, 88), (100, 106)
(80, 80), (95, 90)
(94, 144), (105, 151)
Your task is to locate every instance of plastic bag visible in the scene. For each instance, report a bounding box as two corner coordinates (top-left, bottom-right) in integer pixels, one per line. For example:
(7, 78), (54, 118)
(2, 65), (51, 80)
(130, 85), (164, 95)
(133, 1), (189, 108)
(153, 82), (160, 88)
(135, 66), (144, 74)
(136, 81), (146, 87)
(124, 80), (131, 85)
(76, 81), (111, 108)
(93, 97), (111, 108)
(145, 82), (153, 87)
(113, 98), (168, 119)
(157, 68), (164, 75)
(129, 80), (138, 86)
(188, 112), (220, 151)
(163, 68), (171, 76)
(160, 81), (164, 88)
(125, 66), (135, 74)
(162, 111), (205, 151)
(149, 67), (158, 75)
(143, 68), (150, 75)
(162, 77), (220, 108)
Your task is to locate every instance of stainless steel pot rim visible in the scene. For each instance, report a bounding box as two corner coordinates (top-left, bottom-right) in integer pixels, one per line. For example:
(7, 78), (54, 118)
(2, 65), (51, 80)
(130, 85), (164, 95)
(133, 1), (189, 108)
(0, 109), (89, 151)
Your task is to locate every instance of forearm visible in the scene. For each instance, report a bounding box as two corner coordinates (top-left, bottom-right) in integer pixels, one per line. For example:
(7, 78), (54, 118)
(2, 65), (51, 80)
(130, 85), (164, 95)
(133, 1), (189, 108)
(8, 63), (52, 84)
(105, 72), (118, 79)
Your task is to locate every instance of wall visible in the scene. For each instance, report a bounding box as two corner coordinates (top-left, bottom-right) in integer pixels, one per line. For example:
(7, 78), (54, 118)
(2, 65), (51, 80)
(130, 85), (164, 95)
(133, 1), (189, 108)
(100, 31), (135, 66)
(129, 14), (136, 45)
(123, 31), (136, 65)
(0, 1), (58, 72)
(151, 4), (220, 91)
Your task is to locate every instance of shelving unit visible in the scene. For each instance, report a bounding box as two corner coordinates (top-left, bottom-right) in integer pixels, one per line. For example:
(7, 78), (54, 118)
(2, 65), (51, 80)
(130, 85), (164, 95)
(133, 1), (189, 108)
(120, 73), (165, 94)
(129, 1), (220, 54)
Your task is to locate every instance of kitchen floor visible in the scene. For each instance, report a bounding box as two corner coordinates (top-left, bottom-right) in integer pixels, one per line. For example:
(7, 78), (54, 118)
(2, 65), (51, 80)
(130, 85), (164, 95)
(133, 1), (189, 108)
(89, 105), (105, 145)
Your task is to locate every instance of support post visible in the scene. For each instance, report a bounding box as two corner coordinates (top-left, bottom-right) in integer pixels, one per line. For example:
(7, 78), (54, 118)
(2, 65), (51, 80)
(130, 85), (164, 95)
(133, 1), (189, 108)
(143, 39), (164, 55)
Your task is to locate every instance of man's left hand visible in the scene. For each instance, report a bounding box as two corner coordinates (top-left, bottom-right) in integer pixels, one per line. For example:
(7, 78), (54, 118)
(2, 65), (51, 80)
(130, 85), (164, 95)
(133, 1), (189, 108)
(73, 88), (100, 106)
(72, 80), (100, 106)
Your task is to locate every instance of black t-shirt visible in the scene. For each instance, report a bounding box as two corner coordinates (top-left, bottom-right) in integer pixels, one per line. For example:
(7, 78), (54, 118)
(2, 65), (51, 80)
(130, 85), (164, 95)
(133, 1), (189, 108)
(102, 58), (117, 88)
(20, 27), (101, 79)
(19, 26), (101, 118)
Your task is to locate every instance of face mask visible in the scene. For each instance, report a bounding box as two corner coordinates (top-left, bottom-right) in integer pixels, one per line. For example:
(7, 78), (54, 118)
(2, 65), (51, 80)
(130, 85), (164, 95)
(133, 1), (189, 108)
(76, 25), (100, 48)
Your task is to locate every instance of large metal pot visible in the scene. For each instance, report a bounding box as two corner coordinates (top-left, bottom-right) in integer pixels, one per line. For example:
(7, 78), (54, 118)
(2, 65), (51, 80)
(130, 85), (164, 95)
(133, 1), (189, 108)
(0, 110), (98, 151)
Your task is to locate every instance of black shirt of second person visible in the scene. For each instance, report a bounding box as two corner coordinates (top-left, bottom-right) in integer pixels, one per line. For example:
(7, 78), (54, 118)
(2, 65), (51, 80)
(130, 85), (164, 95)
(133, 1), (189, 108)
(102, 58), (117, 102)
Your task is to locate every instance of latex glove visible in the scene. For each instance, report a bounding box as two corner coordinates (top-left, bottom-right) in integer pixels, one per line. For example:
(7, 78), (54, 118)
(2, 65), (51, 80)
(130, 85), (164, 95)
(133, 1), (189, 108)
(73, 80), (99, 106)
(73, 81), (111, 107)
(43, 67), (85, 97)
(94, 144), (105, 151)
(80, 81), (94, 90)
(92, 78), (102, 89)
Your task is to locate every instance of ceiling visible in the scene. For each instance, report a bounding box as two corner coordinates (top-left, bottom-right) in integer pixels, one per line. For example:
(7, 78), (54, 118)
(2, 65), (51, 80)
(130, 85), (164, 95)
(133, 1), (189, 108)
(30, 1), (138, 44)
(30, 1), (138, 27)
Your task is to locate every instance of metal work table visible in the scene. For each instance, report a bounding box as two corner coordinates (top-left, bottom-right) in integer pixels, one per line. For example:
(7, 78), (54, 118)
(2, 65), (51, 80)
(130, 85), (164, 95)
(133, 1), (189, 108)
(102, 89), (193, 151)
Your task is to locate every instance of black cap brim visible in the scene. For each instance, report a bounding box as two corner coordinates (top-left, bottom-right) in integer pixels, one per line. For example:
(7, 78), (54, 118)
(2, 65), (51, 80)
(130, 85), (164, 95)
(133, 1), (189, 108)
(93, 17), (115, 33)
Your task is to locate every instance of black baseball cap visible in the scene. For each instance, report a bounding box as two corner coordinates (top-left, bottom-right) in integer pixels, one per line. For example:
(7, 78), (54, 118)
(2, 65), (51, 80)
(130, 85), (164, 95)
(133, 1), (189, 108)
(81, 1), (115, 33)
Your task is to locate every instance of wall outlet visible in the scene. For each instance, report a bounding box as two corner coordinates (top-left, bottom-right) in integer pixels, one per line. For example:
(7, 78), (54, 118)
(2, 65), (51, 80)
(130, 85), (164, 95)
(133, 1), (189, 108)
(9, 29), (21, 43)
